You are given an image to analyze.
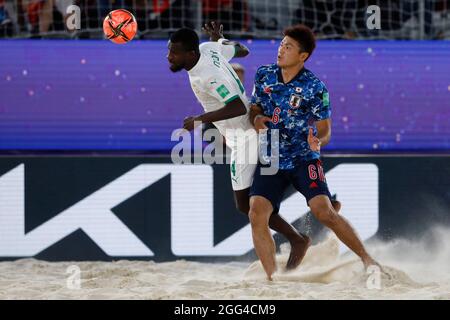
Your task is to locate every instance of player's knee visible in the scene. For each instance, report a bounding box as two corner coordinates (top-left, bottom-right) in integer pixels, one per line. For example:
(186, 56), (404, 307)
(248, 209), (259, 224)
(248, 209), (267, 229)
(311, 204), (338, 227)
(248, 196), (272, 229)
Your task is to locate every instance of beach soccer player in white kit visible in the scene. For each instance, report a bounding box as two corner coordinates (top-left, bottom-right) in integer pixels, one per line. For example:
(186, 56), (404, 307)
(167, 22), (332, 269)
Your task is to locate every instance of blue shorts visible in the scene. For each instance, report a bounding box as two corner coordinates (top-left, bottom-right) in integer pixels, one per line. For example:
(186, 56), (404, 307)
(249, 159), (332, 213)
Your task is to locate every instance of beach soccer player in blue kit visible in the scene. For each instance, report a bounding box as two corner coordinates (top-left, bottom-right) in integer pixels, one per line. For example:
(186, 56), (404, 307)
(249, 24), (381, 280)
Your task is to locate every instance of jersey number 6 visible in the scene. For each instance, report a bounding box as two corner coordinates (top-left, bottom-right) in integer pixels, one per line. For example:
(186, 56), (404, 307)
(272, 107), (281, 124)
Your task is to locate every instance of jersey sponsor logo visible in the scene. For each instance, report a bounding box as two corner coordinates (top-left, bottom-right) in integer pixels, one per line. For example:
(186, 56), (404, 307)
(289, 94), (302, 109)
(231, 160), (236, 177)
(216, 84), (230, 99)
(323, 91), (330, 106)
(309, 181), (318, 189)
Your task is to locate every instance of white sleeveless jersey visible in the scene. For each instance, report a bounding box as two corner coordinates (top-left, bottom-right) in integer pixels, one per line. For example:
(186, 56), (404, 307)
(187, 42), (254, 147)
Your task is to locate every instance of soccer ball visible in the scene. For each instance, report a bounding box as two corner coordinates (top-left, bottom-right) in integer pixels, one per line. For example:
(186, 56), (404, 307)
(103, 9), (138, 44)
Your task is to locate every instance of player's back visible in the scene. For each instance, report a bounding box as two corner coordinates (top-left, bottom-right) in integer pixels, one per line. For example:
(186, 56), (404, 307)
(187, 42), (253, 143)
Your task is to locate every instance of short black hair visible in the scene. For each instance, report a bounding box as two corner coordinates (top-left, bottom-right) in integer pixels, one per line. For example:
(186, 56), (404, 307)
(170, 28), (200, 53)
(283, 24), (316, 61)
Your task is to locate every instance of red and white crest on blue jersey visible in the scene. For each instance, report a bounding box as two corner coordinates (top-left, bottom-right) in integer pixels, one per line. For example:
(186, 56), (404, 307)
(289, 94), (302, 109)
(295, 87), (303, 93)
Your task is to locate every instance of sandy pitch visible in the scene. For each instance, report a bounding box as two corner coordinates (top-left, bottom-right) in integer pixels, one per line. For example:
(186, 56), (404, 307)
(1, 229), (449, 300)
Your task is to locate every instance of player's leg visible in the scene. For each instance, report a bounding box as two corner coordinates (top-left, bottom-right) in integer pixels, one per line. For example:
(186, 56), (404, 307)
(235, 187), (302, 241)
(231, 142), (275, 279)
(233, 188), (252, 213)
(234, 188), (310, 270)
(308, 195), (379, 269)
(248, 195), (277, 280)
(230, 135), (307, 246)
(294, 159), (379, 269)
(247, 165), (291, 280)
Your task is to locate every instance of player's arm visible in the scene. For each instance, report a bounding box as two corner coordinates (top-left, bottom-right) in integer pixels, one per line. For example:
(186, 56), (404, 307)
(198, 97), (247, 123)
(202, 21), (249, 58)
(308, 85), (332, 152)
(219, 39), (249, 58)
(183, 98), (246, 131)
(310, 119), (331, 147)
(190, 75), (246, 127)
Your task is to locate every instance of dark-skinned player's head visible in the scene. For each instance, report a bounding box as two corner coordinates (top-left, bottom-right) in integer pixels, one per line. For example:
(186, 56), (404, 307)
(277, 24), (316, 68)
(167, 28), (200, 72)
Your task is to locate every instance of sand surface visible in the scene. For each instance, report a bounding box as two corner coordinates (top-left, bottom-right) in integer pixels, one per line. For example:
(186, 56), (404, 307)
(1, 228), (449, 300)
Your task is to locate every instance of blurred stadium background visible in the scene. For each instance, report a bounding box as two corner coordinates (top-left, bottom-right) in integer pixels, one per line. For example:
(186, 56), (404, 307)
(0, 1), (449, 263)
(1, 0), (449, 39)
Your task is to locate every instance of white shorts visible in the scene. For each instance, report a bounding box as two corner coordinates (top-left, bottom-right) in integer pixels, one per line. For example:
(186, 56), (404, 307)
(229, 131), (258, 191)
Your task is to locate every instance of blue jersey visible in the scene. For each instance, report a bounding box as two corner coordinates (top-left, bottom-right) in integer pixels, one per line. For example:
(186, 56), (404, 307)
(251, 64), (331, 169)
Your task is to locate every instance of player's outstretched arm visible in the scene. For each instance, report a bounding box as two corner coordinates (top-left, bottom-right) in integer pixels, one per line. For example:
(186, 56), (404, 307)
(183, 98), (247, 131)
(197, 97), (247, 123)
(202, 21), (249, 58)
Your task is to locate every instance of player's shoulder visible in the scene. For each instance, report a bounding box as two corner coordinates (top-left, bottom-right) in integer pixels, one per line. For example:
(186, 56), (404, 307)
(256, 64), (278, 75)
(303, 68), (328, 92)
(199, 41), (219, 53)
(255, 64), (278, 82)
(193, 43), (220, 75)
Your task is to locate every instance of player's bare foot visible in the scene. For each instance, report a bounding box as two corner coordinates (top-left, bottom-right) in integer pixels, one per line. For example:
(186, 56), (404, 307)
(285, 234), (311, 270)
(363, 257), (392, 279)
(362, 256), (380, 270)
(363, 256), (390, 276)
(265, 262), (277, 281)
(283, 201), (338, 271)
